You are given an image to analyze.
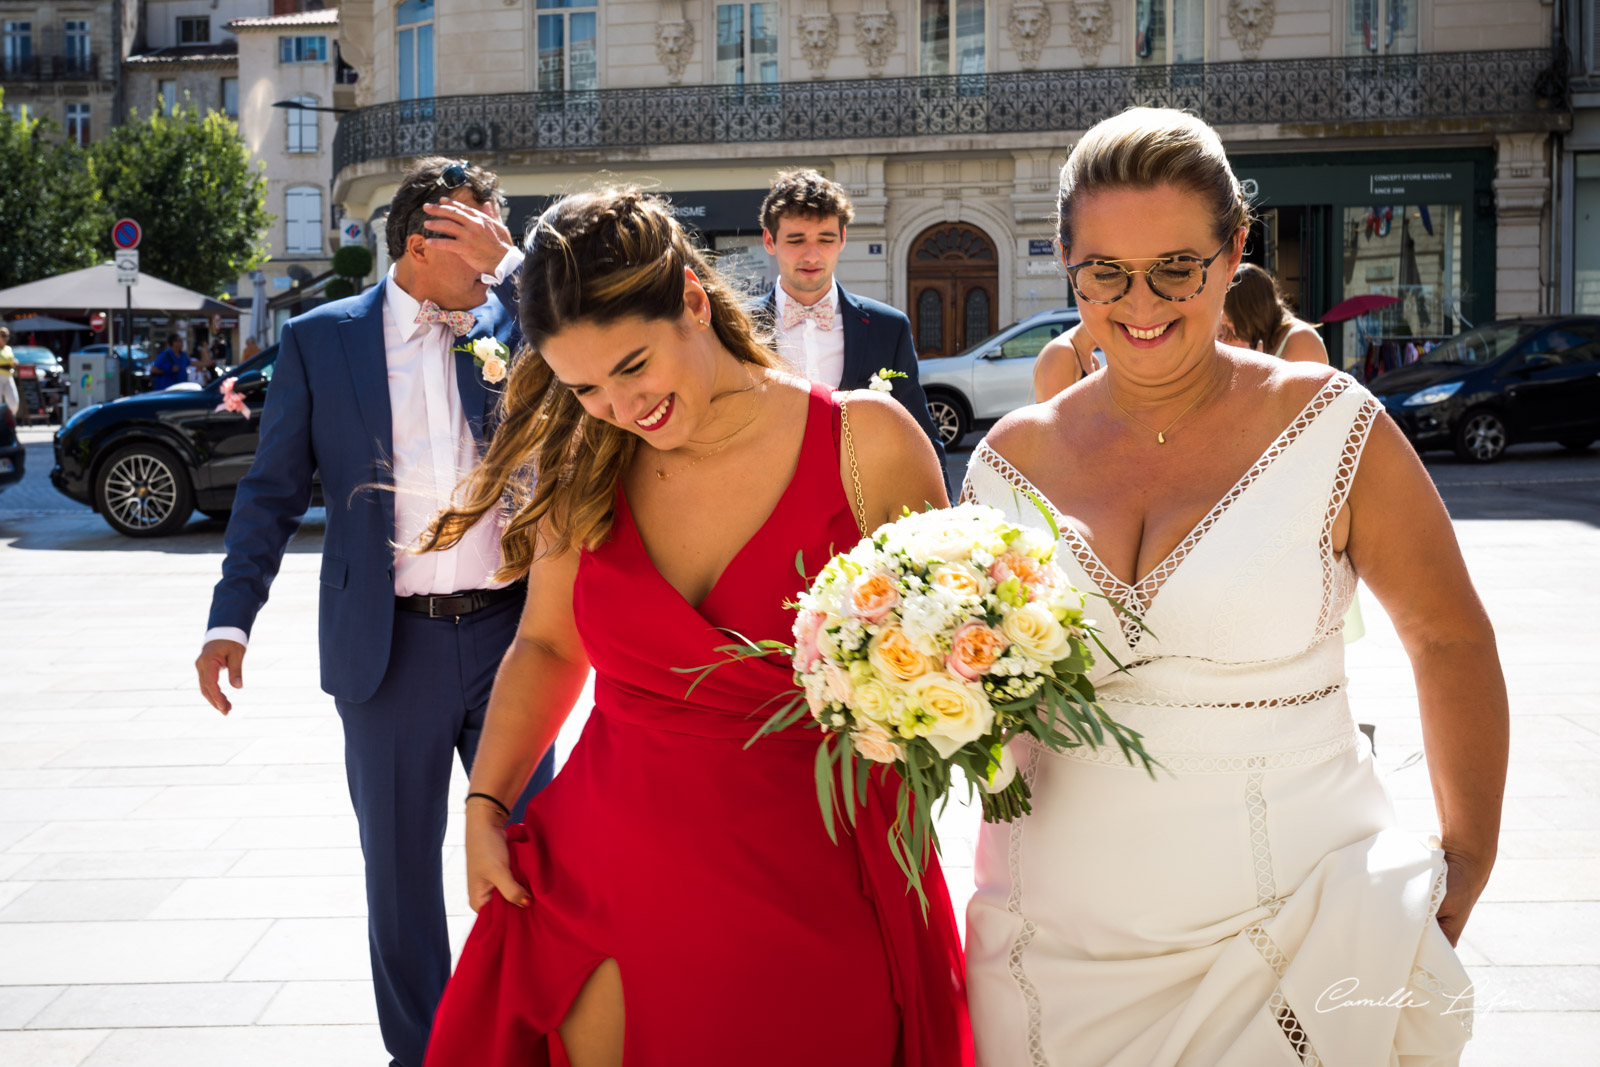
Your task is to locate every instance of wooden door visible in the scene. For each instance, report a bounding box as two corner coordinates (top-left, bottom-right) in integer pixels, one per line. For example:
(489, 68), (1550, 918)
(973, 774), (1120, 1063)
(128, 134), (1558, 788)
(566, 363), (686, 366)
(907, 223), (999, 358)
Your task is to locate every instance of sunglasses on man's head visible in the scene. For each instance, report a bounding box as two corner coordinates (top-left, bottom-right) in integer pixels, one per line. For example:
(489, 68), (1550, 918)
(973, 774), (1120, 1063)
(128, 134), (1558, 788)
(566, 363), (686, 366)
(434, 162), (469, 191)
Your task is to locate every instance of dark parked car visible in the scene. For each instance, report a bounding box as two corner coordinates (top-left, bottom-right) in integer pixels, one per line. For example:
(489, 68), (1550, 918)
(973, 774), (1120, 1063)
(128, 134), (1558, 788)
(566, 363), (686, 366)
(1369, 317), (1600, 463)
(0, 403), (23, 493)
(51, 343), (323, 536)
(10, 344), (65, 390)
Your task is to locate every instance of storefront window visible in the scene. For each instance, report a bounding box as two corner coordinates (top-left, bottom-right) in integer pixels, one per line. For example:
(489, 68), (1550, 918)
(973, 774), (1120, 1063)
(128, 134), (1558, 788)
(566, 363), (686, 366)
(1340, 203), (1462, 376)
(1573, 155), (1600, 314)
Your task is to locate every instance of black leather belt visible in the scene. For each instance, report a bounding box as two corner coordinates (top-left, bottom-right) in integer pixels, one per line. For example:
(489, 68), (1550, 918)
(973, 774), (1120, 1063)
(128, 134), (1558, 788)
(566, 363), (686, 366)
(396, 581), (525, 619)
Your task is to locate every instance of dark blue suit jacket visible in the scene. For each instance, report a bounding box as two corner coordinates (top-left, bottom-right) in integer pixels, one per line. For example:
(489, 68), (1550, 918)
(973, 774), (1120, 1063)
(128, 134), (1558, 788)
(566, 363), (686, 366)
(754, 284), (947, 474)
(207, 273), (520, 705)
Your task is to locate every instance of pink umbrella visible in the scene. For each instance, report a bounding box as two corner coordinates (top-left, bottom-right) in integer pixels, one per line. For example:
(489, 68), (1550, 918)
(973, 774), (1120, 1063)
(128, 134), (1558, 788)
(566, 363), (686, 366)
(1319, 294), (1402, 323)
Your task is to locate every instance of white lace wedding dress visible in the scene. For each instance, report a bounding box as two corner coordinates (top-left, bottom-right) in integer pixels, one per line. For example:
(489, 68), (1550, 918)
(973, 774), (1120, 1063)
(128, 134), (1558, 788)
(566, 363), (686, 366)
(962, 374), (1472, 1066)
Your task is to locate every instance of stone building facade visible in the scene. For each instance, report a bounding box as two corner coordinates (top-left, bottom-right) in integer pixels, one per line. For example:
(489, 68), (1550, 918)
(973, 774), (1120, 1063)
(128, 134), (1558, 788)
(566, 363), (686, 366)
(0, 0), (134, 144)
(329, 0), (1568, 369)
(119, 0), (268, 121)
(229, 6), (341, 337)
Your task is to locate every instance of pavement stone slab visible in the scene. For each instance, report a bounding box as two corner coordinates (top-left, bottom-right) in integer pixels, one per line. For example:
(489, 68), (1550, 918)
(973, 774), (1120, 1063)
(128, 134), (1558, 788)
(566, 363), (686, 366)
(5, 435), (1598, 1060)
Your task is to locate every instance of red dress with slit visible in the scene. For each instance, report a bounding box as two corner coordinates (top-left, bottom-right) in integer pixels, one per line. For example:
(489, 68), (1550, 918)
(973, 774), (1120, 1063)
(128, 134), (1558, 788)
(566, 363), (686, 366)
(424, 383), (971, 1067)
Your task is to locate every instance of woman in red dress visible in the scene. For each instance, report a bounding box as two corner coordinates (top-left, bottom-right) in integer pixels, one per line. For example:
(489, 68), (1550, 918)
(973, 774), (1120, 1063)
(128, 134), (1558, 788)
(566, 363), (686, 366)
(419, 188), (970, 1067)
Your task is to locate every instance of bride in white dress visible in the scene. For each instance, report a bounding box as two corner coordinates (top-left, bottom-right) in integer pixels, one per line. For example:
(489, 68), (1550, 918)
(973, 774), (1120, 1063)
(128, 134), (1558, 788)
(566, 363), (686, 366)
(962, 109), (1508, 1067)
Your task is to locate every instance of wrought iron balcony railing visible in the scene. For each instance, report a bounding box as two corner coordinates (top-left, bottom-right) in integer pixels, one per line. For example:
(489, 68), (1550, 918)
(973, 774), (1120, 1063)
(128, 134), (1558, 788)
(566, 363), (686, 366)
(335, 48), (1566, 178)
(0, 54), (100, 82)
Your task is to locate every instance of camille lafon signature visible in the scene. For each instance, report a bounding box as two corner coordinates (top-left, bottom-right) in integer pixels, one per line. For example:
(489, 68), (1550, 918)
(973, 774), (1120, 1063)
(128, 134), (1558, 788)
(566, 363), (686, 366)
(1314, 978), (1521, 1015)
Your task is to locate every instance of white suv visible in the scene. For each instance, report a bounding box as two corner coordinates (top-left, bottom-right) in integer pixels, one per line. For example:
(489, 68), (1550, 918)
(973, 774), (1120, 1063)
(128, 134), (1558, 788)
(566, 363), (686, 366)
(918, 308), (1081, 447)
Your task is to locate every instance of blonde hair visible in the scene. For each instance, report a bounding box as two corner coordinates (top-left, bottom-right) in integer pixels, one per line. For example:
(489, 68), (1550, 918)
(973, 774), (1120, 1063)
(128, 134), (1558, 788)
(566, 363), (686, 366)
(421, 186), (781, 574)
(1056, 107), (1251, 254)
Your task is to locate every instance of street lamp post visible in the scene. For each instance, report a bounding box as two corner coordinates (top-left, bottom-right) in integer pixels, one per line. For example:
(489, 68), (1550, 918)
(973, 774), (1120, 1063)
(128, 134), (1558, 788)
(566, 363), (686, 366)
(271, 99), (352, 115)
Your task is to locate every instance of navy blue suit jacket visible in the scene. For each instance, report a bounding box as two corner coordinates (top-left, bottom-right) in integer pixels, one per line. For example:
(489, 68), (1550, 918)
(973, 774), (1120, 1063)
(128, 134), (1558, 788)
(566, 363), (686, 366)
(207, 273), (520, 704)
(754, 284), (948, 474)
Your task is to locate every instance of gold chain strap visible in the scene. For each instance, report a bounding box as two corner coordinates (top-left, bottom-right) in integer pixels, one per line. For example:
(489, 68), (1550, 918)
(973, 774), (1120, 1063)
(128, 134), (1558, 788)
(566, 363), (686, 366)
(839, 399), (868, 536)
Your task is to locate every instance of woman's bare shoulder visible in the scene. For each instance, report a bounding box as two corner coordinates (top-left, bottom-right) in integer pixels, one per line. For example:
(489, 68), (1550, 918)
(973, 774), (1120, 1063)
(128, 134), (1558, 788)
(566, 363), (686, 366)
(1281, 320), (1331, 364)
(1221, 349), (1340, 420)
(985, 378), (1099, 471)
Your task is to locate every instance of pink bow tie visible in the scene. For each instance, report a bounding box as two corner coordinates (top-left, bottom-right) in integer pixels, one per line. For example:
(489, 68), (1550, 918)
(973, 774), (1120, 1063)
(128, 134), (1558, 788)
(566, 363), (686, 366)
(415, 300), (476, 337)
(782, 299), (835, 332)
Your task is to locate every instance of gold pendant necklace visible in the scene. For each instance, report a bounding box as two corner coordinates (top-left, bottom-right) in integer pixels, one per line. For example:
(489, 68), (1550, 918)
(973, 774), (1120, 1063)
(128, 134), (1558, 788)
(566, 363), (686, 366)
(1107, 370), (1218, 445)
(655, 367), (763, 480)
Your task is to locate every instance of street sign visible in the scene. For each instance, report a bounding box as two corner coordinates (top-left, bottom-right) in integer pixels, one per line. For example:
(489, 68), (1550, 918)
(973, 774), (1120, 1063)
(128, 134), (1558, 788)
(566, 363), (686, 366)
(340, 220), (365, 246)
(112, 218), (142, 250)
(89, 312), (106, 332)
(116, 249), (139, 286)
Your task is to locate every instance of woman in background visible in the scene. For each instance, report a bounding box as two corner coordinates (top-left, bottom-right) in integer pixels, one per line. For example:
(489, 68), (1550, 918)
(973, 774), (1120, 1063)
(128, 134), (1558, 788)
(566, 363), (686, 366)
(1221, 262), (1329, 364)
(1032, 322), (1101, 400)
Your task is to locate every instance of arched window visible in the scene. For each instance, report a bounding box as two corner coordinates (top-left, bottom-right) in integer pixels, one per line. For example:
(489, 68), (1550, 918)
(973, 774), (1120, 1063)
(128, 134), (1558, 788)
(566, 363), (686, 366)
(284, 186), (323, 255)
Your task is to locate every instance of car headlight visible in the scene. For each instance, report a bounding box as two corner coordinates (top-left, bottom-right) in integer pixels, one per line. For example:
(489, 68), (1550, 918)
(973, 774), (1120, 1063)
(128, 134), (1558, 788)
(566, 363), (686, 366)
(1402, 381), (1463, 407)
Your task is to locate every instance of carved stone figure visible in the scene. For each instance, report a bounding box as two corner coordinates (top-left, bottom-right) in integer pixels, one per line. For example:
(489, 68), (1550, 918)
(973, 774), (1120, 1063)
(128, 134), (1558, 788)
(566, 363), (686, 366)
(797, 12), (840, 78)
(1227, 0), (1276, 60)
(655, 16), (695, 85)
(855, 7), (899, 76)
(1007, 0), (1052, 70)
(1065, 1), (1113, 68)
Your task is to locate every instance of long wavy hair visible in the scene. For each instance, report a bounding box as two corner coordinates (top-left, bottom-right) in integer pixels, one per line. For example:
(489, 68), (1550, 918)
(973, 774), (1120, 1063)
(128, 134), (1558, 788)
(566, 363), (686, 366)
(1223, 263), (1289, 352)
(420, 186), (781, 576)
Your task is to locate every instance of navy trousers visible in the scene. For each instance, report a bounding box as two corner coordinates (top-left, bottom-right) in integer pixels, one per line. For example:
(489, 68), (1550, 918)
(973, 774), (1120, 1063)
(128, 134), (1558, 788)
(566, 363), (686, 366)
(334, 595), (556, 1067)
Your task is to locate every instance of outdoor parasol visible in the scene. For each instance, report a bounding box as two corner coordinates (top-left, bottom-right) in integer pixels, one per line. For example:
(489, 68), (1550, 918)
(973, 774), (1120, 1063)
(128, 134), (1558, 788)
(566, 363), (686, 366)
(1319, 294), (1402, 323)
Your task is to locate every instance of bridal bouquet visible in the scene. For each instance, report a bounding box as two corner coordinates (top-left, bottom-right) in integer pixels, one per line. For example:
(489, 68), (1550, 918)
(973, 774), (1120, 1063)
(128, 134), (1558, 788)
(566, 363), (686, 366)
(685, 503), (1155, 898)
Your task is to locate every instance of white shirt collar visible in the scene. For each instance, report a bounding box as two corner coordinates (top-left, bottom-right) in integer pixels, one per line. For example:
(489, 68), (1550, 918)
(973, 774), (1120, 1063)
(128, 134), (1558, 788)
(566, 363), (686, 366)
(384, 266), (436, 344)
(774, 279), (839, 326)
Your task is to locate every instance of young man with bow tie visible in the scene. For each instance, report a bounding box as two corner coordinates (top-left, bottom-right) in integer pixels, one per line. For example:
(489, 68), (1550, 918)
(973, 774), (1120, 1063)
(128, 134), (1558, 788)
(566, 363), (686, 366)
(194, 157), (555, 1067)
(753, 169), (948, 473)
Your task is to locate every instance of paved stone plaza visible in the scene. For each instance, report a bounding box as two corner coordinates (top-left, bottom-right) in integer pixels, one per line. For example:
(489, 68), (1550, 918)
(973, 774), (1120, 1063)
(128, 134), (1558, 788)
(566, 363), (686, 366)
(1, 426), (1596, 1065)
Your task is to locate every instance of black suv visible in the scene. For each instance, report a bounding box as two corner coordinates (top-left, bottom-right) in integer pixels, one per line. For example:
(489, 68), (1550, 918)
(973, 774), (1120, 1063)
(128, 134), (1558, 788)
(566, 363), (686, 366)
(1369, 317), (1600, 463)
(51, 344), (322, 536)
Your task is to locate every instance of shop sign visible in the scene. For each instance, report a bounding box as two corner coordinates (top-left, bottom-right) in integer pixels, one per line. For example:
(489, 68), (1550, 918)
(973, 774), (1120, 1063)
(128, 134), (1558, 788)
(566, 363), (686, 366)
(1236, 162), (1474, 207)
(506, 190), (771, 239)
(1028, 239), (1055, 257)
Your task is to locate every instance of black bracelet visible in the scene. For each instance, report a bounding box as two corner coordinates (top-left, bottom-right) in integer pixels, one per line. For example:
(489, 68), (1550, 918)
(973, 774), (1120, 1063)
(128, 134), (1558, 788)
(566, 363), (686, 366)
(465, 791), (510, 817)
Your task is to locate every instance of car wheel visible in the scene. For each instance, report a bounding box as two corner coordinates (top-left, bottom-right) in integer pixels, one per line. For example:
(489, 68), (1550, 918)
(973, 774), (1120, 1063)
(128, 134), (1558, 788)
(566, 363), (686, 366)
(1558, 438), (1595, 453)
(96, 443), (195, 537)
(1453, 409), (1508, 464)
(925, 391), (971, 449)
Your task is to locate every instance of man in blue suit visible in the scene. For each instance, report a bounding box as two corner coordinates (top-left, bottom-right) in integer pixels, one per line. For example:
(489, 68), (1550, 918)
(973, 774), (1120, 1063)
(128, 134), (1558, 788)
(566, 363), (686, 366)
(194, 157), (554, 1067)
(750, 169), (947, 476)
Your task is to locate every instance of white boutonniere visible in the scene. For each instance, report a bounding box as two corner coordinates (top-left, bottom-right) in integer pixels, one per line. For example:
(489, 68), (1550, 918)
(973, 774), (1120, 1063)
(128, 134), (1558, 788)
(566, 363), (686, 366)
(868, 367), (907, 393)
(454, 337), (509, 385)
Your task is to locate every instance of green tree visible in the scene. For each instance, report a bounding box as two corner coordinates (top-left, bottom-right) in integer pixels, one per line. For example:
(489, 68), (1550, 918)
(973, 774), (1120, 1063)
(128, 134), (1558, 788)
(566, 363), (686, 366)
(92, 102), (273, 297)
(0, 92), (111, 289)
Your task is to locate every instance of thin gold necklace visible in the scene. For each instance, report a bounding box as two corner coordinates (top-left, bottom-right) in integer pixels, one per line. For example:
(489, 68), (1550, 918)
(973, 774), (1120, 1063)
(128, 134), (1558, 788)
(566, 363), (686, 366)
(655, 367), (763, 480)
(1106, 367), (1219, 445)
